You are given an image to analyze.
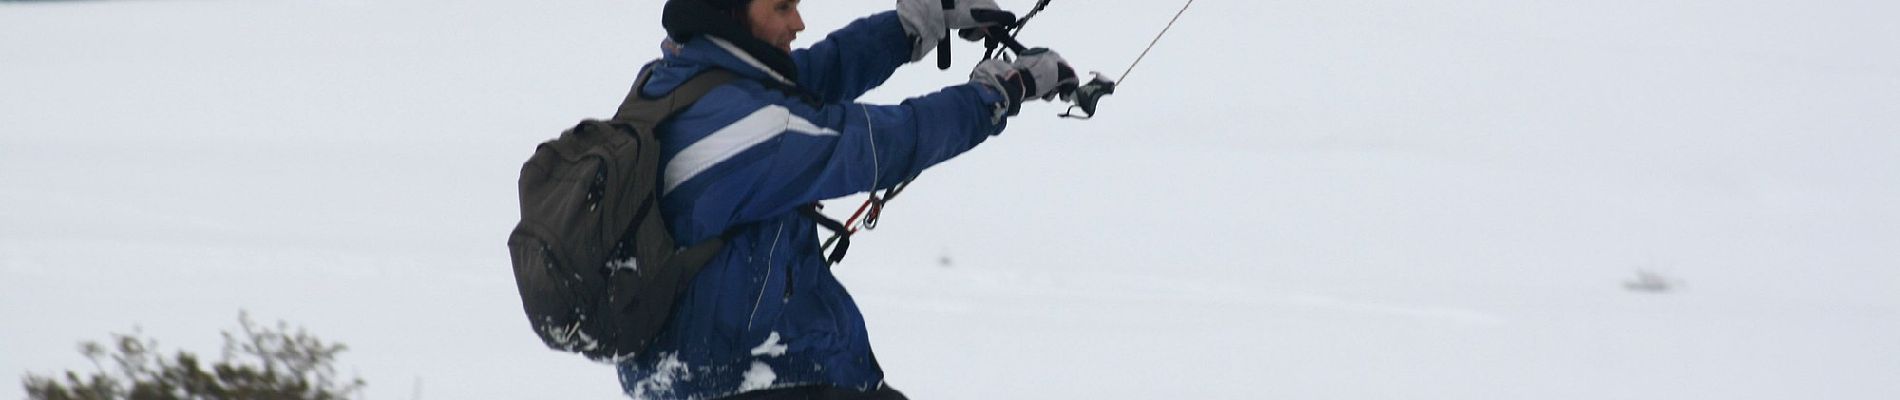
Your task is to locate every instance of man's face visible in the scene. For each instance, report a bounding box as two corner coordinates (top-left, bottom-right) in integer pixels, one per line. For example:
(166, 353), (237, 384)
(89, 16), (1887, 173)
(745, 0), (804, 53)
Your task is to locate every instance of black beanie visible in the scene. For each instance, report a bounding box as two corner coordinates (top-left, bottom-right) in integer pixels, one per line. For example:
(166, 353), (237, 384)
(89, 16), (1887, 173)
(661, 0), (799, 83)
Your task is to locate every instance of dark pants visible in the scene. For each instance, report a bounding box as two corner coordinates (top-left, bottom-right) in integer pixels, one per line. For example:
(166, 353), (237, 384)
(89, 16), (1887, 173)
(722, 385), (909, 400)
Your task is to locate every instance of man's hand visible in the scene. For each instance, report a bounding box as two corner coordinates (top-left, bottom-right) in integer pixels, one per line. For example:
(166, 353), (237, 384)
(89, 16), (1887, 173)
(970, 48), (1080, 119)
(899, 0), (1018, 61)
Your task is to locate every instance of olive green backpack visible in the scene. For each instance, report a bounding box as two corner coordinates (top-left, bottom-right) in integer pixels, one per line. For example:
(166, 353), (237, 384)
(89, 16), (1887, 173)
(506, 63), (735, 362)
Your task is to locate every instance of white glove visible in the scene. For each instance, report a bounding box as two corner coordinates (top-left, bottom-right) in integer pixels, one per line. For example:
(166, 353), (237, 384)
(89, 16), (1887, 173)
(969, 48), (1079, 119)
(898, 0), (1018, 61)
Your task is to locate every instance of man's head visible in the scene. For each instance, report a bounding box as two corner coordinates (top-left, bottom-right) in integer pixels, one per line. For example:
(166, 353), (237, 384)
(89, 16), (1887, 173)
(669, 0), (802, 54)
(738, 0), (804, 54)
(662, 0), (803, 82)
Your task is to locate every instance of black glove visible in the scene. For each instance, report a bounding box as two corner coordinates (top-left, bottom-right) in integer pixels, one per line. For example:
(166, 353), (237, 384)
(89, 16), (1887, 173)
(898, 0), (1018, 61)
(970, 48), (1080, 118)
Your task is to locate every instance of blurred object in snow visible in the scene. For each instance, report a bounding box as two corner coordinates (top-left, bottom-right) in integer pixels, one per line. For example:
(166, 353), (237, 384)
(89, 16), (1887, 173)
(1624, 270), (1680, 293)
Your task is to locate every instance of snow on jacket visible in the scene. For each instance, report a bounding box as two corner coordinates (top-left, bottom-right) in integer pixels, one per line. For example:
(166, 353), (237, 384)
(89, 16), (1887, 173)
(616, 11), (1007, 400)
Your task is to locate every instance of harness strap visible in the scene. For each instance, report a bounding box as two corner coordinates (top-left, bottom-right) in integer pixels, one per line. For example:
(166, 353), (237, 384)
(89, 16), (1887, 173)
(800, 205), (853, 265)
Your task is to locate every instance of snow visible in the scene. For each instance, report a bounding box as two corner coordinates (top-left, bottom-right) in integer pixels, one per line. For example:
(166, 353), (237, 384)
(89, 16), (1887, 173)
(628, 352), (691, 400)
(737, 361), (777, 393)
(4, 0), (1899, 399)
(609, 256), (640, 273)
(750, 332), (788, 358)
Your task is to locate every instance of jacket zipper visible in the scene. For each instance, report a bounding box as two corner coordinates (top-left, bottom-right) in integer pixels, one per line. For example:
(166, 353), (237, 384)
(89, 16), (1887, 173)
(746, 223), (785, 332)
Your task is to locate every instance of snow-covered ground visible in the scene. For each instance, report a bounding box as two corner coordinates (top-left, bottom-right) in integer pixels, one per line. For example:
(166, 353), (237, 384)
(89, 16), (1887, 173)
(5, 0), (1898, 399)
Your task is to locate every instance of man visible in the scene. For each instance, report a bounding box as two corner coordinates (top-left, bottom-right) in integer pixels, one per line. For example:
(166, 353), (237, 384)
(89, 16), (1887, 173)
(619, 0), (1076, 398)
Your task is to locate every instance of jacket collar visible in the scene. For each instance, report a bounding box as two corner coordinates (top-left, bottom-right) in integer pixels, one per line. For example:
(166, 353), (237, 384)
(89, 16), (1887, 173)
(696, 36), (794, 86)
(647, 36), (806, 99)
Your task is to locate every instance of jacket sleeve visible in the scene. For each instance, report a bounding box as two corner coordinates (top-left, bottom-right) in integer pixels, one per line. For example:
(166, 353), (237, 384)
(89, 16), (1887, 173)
(659, 81), (1008, 242)
(791, 11), (914, 104)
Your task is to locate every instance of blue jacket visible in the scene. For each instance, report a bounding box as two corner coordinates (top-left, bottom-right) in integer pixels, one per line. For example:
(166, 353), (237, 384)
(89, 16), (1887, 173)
(616, 12), (1007, 399)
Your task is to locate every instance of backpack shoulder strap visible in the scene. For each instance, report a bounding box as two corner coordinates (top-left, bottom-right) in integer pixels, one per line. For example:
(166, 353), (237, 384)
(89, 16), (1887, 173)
(612, 60), (740, 132)
(608, 60), (740, 269)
